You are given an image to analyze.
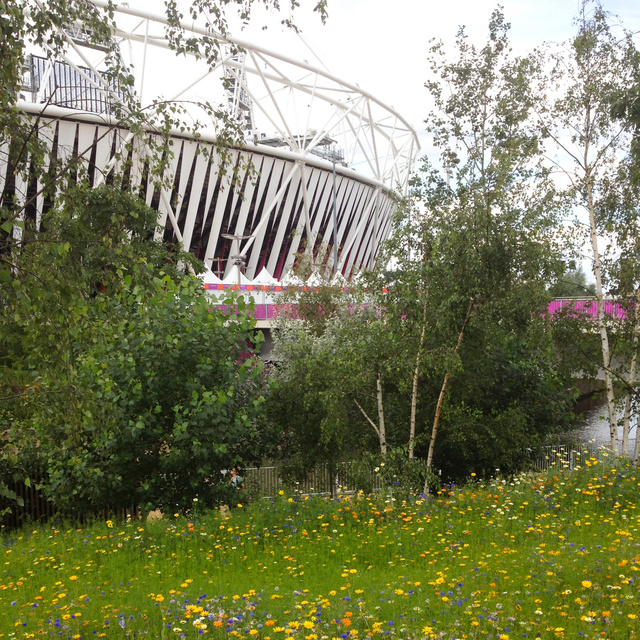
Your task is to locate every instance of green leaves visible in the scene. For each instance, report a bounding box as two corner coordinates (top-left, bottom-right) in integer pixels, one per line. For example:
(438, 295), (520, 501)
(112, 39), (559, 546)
(0, 183), (267, 517)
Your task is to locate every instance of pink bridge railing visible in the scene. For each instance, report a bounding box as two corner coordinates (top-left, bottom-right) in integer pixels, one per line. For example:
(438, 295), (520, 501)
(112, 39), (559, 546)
(547, 298), (628, 321)
(204, 284), (628, 323)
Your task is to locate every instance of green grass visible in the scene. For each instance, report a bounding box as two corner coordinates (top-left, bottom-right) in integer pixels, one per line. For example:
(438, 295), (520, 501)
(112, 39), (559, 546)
(1, 450), (640, 639)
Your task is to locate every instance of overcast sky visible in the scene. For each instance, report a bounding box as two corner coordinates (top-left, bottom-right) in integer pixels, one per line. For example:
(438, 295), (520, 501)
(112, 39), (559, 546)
(231, 0), (640, 154)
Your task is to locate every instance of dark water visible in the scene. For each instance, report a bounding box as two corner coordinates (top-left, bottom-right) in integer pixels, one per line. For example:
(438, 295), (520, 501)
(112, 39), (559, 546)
(573, 404), (638, 452)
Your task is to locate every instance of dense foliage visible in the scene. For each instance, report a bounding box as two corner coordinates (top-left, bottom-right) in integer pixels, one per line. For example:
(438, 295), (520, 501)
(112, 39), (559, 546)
(0, 185), (266, 515)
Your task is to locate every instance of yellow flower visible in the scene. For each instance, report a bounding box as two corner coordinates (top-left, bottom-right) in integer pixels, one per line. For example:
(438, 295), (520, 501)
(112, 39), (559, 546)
(582, 580), (592, 588)
(69, 575), (78, 581)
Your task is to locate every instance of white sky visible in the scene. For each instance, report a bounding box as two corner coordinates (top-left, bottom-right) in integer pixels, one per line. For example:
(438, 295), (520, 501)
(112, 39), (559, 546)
(235, 0), (640, 155)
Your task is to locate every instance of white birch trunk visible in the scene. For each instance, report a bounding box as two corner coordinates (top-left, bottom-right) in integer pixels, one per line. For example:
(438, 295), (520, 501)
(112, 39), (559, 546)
(584, 143), (618, 453)
(409, 303), (428, 459)
(376, 374), (387, 455)
(623, 289), (640, 456)
(354, 374), (387, 456)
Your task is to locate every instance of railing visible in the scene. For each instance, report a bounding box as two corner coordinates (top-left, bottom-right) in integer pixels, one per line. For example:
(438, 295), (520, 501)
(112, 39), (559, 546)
(23, 54), (126, 114)
(1, 472), (139, 531)
(244, 462), (382, 498)
(547, 298), (628, 321)
(534, 442), (602, 471)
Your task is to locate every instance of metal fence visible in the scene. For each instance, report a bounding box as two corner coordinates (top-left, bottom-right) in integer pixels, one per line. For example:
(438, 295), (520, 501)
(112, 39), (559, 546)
(0, 445), (620, 529)
(23, 54), (126, 114)
(534, 442), (603, 472)
(0, 472), (139, 531)
(243, 462), (382, 498)
(246, 445), (614, 498)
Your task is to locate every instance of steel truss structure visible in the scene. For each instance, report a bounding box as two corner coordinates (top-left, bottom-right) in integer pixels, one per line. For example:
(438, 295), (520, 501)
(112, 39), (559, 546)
(6, 1), (419, 281)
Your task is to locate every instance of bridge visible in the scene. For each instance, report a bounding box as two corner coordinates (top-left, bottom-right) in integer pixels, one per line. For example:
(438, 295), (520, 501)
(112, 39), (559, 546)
(203, 275), (626, 330)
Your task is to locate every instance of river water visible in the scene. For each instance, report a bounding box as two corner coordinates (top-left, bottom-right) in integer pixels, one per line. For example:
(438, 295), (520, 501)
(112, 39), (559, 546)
(573, 404), (638, 453)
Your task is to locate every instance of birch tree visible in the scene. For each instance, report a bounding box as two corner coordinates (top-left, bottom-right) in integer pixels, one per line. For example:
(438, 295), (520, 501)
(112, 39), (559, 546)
(405, 9), (562, 481)
(537, 2), (640, 454)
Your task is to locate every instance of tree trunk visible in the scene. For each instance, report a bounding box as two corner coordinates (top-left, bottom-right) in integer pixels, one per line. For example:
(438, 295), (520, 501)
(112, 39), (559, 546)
(376, 373), (387, 455)
(425, 301), (473, 483)
(623, 288), (640, 456)
(409, 302), (428, 459)
(354, 375), (387, 456)
(584, 149), (618, 453)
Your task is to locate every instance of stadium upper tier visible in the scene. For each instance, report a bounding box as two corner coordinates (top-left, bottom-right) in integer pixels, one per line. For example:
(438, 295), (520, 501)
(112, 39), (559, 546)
(7, 1), (419, 282)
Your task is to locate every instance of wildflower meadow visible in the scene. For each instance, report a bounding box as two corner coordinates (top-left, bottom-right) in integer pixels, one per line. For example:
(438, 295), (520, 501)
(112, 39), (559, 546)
(2, 452), (640, 640)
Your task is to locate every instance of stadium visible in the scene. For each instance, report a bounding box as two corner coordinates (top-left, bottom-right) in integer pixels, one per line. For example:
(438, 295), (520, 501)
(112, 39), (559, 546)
(6, 1), (418, 293)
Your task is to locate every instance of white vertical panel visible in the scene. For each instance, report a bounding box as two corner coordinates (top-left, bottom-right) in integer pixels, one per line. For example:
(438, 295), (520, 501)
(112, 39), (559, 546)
(35, 119), (56, 227)
(339, 186), (376, 275)
(93, 126), (116, 185)
(232, 152), (257, 239)
(55, 120), (77, 198)
(12, 158), (29, 243)
(338, 182), (368, 276)
(283, 165), (309, 272)
(127, 136), (147, 193)
(154, 140), (184, 240)
(0, 141), (9, 201)
(334, 177), (359, 262)
(244, 156), (285, 278)
(203, 148), (241, 275)
(76, 121), (96, 178)
(56, 120), (76, 167)
(267, 161), (301, 277)
(174, 139), (199, 227)
(180, 148), (210, 250)
(305, 166), (324, 240)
